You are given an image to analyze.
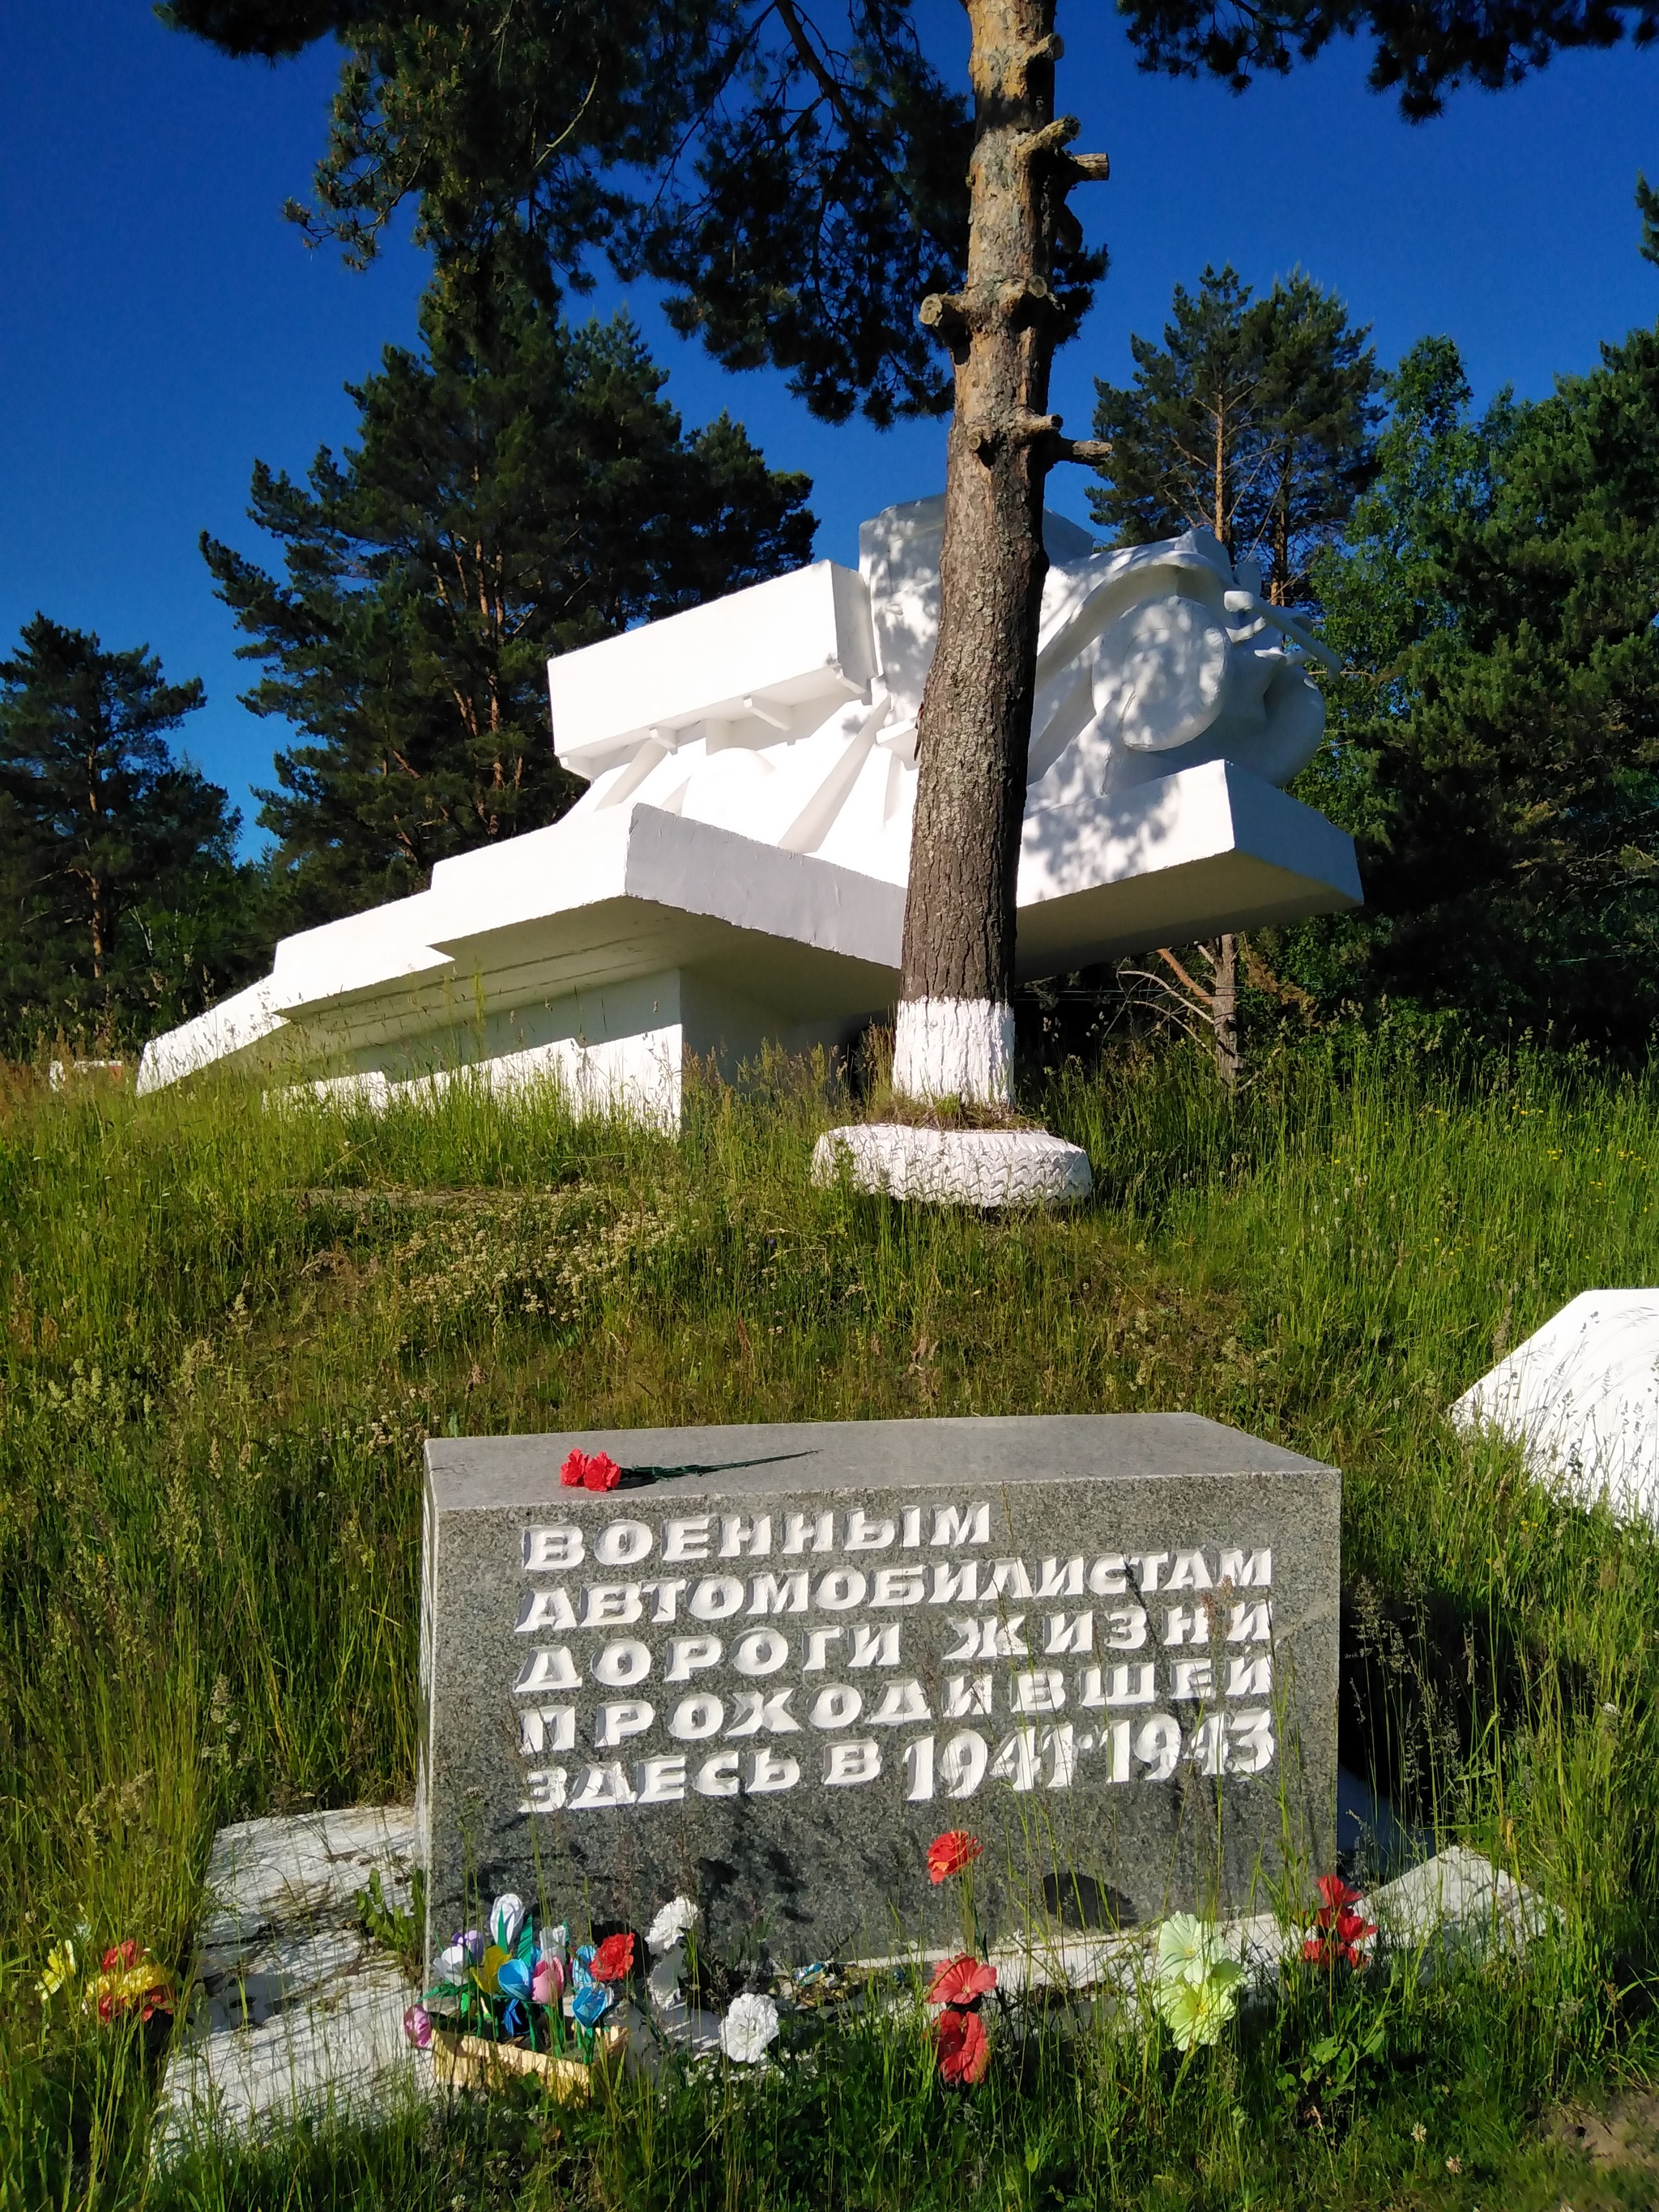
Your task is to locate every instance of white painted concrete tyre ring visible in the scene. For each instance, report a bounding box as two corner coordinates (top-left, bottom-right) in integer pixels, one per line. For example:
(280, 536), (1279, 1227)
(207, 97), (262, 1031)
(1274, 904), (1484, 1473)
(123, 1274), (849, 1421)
(812, 1123), (1093, 1208)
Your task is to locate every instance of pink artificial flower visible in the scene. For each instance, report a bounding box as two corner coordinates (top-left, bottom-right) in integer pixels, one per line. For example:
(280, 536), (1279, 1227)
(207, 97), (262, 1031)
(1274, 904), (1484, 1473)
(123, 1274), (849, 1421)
(403, 2003), (433, 2048)
(531, 1957), (562, 2005)
(927, 1955), (997, 2007)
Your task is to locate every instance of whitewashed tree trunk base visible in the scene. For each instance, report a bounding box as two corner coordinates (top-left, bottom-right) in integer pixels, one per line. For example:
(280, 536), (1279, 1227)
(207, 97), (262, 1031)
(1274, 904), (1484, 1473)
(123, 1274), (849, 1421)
(892, 997), (1014, 1106)
(812, 1123), (1093, 1208)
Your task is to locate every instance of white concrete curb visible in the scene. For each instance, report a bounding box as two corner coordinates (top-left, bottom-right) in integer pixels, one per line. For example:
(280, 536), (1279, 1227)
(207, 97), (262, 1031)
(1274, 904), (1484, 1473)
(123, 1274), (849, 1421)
(812, 1123), (1094, 1208)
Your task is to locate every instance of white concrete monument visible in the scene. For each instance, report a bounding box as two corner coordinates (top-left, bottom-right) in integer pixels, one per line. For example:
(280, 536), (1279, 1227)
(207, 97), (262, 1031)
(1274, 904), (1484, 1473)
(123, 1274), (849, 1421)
(1452, 1289), (1659, 1522)
(138, 496), (1360, 1127)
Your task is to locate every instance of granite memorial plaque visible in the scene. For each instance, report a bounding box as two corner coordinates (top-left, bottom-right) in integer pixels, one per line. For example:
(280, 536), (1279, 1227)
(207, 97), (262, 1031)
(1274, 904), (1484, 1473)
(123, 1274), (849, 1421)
(418, 1414), (1338, 1964)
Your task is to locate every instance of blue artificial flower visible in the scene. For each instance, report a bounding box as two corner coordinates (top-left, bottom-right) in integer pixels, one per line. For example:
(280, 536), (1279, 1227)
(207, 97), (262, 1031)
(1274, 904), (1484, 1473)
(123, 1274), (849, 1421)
(572, 1980), (613, 2029)
(497, 1957), (532, 2003)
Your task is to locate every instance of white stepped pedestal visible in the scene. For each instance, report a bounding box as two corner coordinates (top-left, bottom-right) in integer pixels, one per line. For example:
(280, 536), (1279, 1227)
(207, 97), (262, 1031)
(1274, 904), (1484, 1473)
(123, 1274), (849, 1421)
(812, 1123), (1093, 1208)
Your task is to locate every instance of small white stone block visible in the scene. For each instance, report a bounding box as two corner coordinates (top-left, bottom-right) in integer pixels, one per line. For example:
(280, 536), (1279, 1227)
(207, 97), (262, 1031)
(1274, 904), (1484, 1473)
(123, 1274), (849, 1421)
(812, 1123), (1093, 1208)
(1452, 1288), (1659, 1522)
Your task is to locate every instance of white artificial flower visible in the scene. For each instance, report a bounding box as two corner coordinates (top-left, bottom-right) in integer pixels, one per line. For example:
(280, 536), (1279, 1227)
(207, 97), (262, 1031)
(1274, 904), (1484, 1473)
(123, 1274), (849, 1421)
(539, 1921), (569, 1968)
(646, 1896), (702, 1954)
(488, 1893), (527, 1952)
(719, 1992), (780, 2064)
(647, 1945), (685, 2009)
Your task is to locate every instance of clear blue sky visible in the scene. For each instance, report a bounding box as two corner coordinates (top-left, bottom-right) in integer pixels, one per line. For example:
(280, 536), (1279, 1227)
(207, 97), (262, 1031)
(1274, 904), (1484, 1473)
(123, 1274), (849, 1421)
(2, 2), (1657, 850)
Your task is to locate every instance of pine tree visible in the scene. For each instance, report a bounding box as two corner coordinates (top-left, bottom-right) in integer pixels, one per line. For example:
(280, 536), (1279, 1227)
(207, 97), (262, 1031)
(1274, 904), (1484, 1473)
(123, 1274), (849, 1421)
(1292, 326), (1659, 1046)
(1087, 266), (1377, 1087)
(168, 0), (1657, 1103)
(0, 617), (262, 1042)
(204, 292), (816, 920)
(1089, 266), (1378, 603)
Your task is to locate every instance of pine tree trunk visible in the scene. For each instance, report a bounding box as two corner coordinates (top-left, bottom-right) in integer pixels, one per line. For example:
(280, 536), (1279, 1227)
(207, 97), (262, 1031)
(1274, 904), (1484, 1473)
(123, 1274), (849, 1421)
(1212, 931), (1240, 1093)
(895, 0), (1100, 1106)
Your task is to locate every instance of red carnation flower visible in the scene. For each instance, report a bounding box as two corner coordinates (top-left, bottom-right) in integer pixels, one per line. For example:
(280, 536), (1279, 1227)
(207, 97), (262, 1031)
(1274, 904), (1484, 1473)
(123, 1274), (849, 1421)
(591, 1932), (636, 1983)
(927, 1954), (997, 2007)
(927, 1831), (983, 1884)
(1315, 1873), (1361, 1913)
(560, 1449), (624, 1492)
(936, 2004), (990, 2085)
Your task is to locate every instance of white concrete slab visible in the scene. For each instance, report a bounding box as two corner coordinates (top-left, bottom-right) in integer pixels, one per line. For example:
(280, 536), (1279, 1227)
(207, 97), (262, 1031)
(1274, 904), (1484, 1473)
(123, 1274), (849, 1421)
(1452, 1289), (1659, 1521)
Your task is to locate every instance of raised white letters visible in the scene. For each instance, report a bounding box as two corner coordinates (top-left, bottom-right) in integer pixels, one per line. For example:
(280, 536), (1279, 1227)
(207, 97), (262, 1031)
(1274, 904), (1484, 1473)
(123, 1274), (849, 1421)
(802, 1627), (842, 1670)
(986, 1558), (1034, 1600)
(1163, 1605), (1209, 1647)
(930, 1503), (990, 1547)
(594, 1519), (654, 1567)
(945, 1673), (993, 1717)
(663, 1515), (712, 1562)
(1044, 1611), (1094, 1656)
(514, 1647), (579, 1694)
(720, 1514), (771, 1558)
(809, 1684), (863, 1728)
(1037, 1557), (1085, 1598)
(782, 1511), (834, 1554)
(593, 1699), (654, 1747)
(1226, 1600), (1273, 1643)
(1219, 1548), (1272, 1588)
(865, 1679), (931, 1726)
(1171, 1659), (1214, 1701)
(845, 1508), (896, 1550)
(823, 1739), (881, 1786)
(872, 1566), (926, 1606)
(1010, 1669), (1065, 1715)
(694, 1751), (741, 1796)
(635, 1754), (686, 1804)
(591, 1639), (651, 1686)
(940, 1729), (988, 1797)
(815, 1568), (868, 1610)
(847, 1623), (900, 1669)
(1088, 1554), (1129, 1596)
(581, 1583), (642, 1627)
(1134, 1715), (1181, 1779)
(748, 1746), (800, 1792)
(1104, 1607), (1148, 1651)
(1165, 1549), (1213, 1592)
(688, 1575), (746, 1622)
(748, 1571), (809, 1615)
(903, 1735), (934, 1799)
(727, 1688), (799, 1735)
(929, 1560), (979, 1604)
(515, 1587), (578, 1634)
(569, 1762), (637, 1809)
(518, 1706), (575, 1756)
(1226, 1655), (1273, 1698)
(665, 1635), (722, 1681)
(669, 1694), (724, 1741)
(732, 1629), (791, 1677)
(523, 1525), (582, 1571)
(518, 1767), (567, 1813)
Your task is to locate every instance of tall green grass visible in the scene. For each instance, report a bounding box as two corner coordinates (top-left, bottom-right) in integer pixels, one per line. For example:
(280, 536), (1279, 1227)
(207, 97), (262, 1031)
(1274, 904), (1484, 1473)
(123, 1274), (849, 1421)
(2, 1034), (1657, 2206)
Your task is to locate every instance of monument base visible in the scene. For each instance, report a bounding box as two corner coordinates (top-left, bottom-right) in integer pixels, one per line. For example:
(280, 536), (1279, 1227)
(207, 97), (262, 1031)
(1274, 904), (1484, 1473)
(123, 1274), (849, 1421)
(812, 1123), (1093, 1208)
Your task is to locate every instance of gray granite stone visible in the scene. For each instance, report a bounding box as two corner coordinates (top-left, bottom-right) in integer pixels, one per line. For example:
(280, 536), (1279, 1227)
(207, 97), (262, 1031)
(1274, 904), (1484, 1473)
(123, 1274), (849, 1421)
(419, 1414), (1339, 1969)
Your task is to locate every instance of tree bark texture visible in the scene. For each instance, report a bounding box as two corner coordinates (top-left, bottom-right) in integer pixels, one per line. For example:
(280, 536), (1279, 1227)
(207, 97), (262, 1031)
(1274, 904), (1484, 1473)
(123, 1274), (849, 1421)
(897, 0), (1104, 1100)
(1211, 931), (1240, 1093)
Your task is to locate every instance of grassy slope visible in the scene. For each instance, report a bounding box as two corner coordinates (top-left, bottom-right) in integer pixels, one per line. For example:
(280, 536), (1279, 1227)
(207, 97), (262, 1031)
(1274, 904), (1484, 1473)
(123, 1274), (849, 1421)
(2, 1036), (1657, 2208)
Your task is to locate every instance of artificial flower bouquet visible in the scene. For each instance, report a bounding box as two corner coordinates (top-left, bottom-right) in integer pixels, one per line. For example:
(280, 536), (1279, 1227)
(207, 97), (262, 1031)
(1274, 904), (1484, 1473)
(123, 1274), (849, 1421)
(405, 1891), (633, 2101)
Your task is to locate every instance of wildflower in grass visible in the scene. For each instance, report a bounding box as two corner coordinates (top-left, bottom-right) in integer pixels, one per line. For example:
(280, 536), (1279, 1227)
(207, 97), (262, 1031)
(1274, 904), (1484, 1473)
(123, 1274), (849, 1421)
(592, 1932), (636, 1982)
(647, 1896), (701, 1952)
(719, 1992), (780, 2063)
(927, 1954), (997, 2006)
(1152, 1914), (1246, 2052)
(928, 1831), (982, 1883)
(92, 1941), (173, 2025)
(560, 1448), (622, 1491)
(403, 2002), (433, 2048)
(1411, 2122), (1427, 2144)
(936, 2004), (991, 2085)
(1445, 2156), (1461, 2173)
(1302, 1873), (1376, 1971)
(37, 1940), (76, 2001)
